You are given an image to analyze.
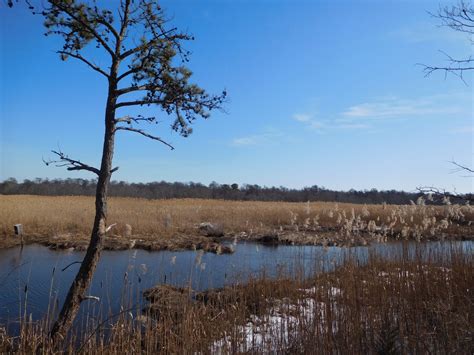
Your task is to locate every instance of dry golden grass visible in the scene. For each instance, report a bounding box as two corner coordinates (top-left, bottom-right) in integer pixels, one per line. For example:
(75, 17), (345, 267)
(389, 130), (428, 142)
(0, 195), (472, 250)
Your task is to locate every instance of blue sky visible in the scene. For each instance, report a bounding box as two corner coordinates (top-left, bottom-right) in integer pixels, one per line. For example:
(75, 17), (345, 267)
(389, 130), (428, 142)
(0, 0), (472, 192)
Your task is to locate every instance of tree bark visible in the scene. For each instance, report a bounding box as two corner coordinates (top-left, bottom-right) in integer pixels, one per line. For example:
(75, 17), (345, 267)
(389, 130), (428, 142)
(49, 62), (119, 344)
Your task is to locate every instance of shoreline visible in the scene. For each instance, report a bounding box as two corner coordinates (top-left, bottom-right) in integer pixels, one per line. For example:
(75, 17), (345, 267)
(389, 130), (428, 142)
(1, 229), (472, 253)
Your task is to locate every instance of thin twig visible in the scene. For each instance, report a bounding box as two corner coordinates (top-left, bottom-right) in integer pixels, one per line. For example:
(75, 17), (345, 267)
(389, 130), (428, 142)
(43, 150), (100, 175)
(115, 126), (175, 150)
(61, 261), (82, 272)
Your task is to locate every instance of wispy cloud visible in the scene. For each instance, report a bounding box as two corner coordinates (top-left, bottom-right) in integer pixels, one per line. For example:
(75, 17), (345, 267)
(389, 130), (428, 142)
(292, 113), (312, 122)
(292, 92), (468, 133)
(292, 111), (369, 132)
(232, 136), (260, 146)
(291, 112), (327, 132)
(341, 94), (465, 121)
(231, 131), (284, 147)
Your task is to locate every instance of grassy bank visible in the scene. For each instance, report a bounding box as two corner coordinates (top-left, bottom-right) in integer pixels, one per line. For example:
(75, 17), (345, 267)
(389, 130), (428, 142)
(1, 195), (472, 251)
(1, 243), (472, 353)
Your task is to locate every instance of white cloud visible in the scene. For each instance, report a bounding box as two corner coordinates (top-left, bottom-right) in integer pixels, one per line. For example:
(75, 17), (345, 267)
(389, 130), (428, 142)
(292, 113), (312, 122)
(291, 111), (370, 132)
(342, 94), (466, 121)
(291, 112), (327, 132)
(232, 137), (259, 146)
(343, 105), (373, 117)
(292, 92), (469, 133)
(342, 100), (436, 118)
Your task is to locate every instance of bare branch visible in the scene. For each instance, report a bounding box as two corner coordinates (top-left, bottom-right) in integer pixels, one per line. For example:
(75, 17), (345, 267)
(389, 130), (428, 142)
(450, 160), (474, 175)
(115, 115), (156, 124)
(116, 84), (151, 96)
(43, 150), (100, 175)
(420, 64), (471, 85)
(118, 0), (131, 39)
(43, 150), (119, 175)
(438, 50), (474, 64)
(116, 44), (156, 82)
(116, 67), (138, 82)
(421, 2), (474, 83)
(417, 186), (473, 203)
(417, 158), (473, 204)
(115, 99), (166, 109)
(418, 51), (474, 85)
(115, 126), (174, 150)
(57, 50), (109, 78)
(115, 94), (221, 109)
(61, 261), (82, 272)
(95, 17), (120, 44)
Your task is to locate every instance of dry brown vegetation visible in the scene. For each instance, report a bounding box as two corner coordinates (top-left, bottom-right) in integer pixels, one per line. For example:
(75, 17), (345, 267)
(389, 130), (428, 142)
(1, 195), (472, 251)
(1, 243), (472, 353)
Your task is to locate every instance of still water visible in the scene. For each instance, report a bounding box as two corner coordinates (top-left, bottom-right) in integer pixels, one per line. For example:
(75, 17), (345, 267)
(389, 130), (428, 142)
(0, 240), (472, 331)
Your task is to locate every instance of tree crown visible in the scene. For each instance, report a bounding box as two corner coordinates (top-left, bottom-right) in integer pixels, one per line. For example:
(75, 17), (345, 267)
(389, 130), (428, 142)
(40, 0), (226, 141)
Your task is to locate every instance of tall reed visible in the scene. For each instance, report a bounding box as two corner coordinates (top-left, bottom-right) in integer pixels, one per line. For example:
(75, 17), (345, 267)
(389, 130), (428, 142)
(1, 242), (472, 353)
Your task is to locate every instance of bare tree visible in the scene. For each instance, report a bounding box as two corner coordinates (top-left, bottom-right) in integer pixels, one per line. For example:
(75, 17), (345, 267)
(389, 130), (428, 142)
(421, 0), (474, 84)
(29, 0), (226, 344)
(417, 160), (473, 203)
(419, 1), (473, 192)
(417, 183), (473, 204)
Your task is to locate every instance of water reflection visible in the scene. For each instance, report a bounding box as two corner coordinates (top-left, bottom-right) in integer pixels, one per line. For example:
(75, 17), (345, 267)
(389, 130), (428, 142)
(0, 240), (472, 331)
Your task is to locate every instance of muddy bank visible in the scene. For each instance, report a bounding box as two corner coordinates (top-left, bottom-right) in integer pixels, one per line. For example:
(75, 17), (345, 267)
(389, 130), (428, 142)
(0, 233), (235, 254)
(0, 224), (472, 253)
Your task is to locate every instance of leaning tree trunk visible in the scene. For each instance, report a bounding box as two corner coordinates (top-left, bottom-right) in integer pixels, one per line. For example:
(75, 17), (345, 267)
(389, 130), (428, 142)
(49, 66), (119, 344)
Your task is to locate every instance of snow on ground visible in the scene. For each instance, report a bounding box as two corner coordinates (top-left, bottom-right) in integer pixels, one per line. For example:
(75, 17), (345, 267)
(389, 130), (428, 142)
(211, 287), (342, 353)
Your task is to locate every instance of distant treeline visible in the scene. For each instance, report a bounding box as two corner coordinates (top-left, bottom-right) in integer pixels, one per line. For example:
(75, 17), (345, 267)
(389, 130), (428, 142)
(2, 177), (469, 205)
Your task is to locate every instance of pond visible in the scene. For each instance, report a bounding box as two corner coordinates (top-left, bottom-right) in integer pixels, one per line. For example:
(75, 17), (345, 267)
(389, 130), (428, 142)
(0, 240), (472, 333)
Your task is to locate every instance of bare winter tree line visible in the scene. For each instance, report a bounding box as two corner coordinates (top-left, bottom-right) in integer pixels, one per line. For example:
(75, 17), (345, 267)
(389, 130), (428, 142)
(1, 177), (471, 205)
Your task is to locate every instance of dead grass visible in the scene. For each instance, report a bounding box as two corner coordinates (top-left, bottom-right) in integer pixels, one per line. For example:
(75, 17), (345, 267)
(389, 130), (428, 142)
(0, 195), (472, 250)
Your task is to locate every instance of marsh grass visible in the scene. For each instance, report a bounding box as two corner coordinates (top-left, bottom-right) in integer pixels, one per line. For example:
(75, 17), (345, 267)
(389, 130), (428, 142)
(0, 242), (472, 354)
(1, 195), (472, 251)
